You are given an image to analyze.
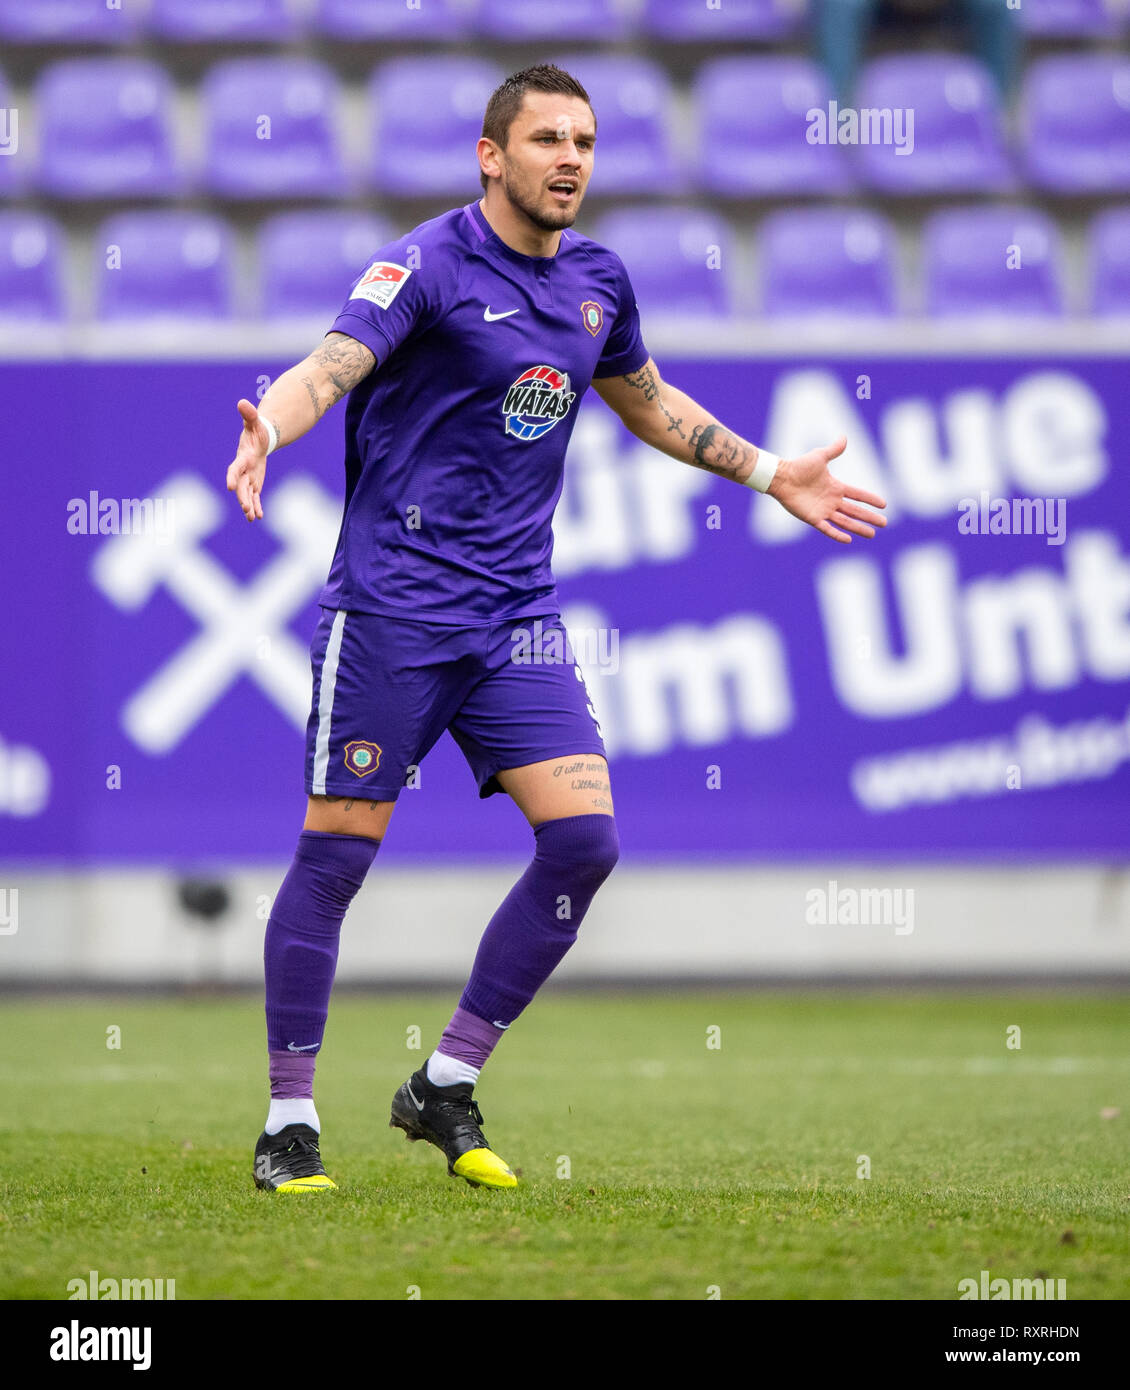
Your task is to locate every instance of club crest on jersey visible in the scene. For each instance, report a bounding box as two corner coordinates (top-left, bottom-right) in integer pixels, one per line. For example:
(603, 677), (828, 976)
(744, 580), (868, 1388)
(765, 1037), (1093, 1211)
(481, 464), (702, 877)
(350, 261), (410, 310)
(344, 740), (382, 777)
(580, 300), (603, 336)
(502, 365), (576, 441)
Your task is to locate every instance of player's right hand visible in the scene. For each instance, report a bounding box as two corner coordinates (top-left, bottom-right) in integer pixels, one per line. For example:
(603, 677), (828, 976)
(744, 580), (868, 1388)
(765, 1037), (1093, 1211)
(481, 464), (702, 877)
(226, 398), (269, 522)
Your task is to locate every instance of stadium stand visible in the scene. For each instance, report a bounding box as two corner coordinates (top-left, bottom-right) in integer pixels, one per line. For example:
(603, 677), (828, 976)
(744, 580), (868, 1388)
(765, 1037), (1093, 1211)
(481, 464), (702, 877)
(757, 205), (898, 317)
(852, 54), (1013, 195)
(94, 210), (236, 321)
(591, 205), (735, 316)
(200, 58), (348, 199)
(0, 1), (1125, 339)
(1089, 204), (1130, 315)
(0, 210), (65, 322)
(694, 56), (853, 194)
(149, 0), (301, 43)
(367, 57), (503, 196)
(34, 57), (182, 199)
(257, 209), (393, 318)
(1019, 54), (1130, 194)
(921, 204), (1067, 317)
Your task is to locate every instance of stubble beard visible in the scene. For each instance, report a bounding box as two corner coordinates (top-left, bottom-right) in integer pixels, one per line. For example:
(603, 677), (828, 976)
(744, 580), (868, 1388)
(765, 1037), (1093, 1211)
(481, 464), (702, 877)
(500, 160), (581, 234)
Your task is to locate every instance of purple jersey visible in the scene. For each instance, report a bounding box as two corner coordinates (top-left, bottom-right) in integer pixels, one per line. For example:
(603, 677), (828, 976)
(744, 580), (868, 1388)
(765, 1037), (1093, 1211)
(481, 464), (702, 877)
(319, 199), (649, 624)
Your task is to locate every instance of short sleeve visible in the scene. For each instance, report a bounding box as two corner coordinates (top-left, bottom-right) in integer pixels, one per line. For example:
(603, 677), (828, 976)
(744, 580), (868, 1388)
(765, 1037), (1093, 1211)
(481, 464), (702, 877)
(592, 255), (650, 379)
(325, 247), (443, 368)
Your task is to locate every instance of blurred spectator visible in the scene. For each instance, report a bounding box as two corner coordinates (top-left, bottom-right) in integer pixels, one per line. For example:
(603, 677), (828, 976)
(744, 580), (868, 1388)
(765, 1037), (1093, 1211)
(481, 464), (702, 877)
(815, 0), (1022, 102)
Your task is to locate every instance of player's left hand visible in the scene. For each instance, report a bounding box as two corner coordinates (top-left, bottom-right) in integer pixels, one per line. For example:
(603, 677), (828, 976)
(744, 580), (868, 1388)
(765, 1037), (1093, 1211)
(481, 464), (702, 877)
(767, 436), (887, 544)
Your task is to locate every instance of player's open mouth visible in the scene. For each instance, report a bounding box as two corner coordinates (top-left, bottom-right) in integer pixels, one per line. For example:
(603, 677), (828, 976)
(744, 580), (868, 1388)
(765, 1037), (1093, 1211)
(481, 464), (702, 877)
(548, 182), (577, 200)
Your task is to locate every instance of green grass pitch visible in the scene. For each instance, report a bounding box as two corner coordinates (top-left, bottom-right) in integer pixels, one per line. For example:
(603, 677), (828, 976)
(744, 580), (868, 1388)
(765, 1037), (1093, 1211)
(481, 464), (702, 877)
(1, 991), (1127, 1301)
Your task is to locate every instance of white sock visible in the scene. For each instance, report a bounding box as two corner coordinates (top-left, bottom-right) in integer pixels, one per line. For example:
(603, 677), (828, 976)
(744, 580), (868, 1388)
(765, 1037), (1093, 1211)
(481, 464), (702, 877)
(426, 1050), (480, 1088)
(265, 1098), (320, 1135)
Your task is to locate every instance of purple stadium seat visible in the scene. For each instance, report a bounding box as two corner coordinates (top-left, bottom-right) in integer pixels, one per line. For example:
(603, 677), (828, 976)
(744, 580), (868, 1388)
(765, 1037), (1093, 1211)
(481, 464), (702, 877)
(922, 207), (1066, 318)
(475, 0), (631, 40)
(853, 55), (1012, 195)
(149, 0), (301, 41)
(369, 58), (503, 196)
(759, 208), (897, 317)
(589, 207), (734, 317)
(0, 0), (138, 42)
(35, 59), (181, 199)
(95, 213), (236, 322)
(0, 213), (65, 323)
(548, 55), (680, 195)
(201, 59), (346, 199)
(695, 57), (853, 196)
(1089, 207), (1130, 316)
(1020, 56), (1130, 195)
(1014, 0), (1121, 37)
(258, 212), (395, 319)
(642, 0), (808, 40)
(313, 0), (470, 39)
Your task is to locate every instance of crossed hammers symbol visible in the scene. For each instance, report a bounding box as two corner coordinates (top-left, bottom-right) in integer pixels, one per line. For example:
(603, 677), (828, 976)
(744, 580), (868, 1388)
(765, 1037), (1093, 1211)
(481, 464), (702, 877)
(92, 472), (340, 754)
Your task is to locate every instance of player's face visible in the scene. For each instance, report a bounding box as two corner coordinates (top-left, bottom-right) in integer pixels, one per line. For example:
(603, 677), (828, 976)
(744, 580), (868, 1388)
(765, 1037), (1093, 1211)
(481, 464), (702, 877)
(495, 93), (595, 234)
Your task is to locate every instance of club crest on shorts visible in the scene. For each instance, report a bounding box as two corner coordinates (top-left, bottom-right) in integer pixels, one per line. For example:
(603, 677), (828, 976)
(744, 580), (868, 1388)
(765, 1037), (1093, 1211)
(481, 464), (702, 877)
(501, 365), (576, 440)
(344, 740), (382, 777)
(580, 300), (603, 336)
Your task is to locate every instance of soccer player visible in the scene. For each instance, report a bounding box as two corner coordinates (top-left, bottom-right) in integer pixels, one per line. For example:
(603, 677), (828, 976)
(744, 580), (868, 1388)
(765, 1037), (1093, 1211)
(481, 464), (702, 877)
(227, 65), (887, 1194)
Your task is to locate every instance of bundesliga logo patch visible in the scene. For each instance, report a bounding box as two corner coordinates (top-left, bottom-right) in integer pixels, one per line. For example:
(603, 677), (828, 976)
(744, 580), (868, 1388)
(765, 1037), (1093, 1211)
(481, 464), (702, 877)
(501, 365), (576, 441)
(350, 261), (410, 310)
(344, 740), (382, 777)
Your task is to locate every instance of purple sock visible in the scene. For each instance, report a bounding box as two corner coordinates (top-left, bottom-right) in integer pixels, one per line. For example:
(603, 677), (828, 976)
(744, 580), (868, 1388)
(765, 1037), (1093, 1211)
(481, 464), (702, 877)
(269, 1049), (317, 1099)
(436, 1006), (507, 1072)
(458, 813), (619, 1031)
(264, 830), (380, 1073)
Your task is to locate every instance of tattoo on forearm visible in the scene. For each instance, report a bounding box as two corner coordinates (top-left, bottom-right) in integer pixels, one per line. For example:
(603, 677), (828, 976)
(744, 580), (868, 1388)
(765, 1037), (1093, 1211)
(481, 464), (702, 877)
(688, 423), (753, 480)
(309, 333), (377, 408)
(300, 374), (323, 420)
(623, 362), (688, 441)
(623, 363), (660, 402)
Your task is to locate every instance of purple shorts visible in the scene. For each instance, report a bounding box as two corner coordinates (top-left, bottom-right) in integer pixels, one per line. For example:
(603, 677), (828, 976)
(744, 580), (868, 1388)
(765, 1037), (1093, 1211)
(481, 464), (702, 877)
(303, 609), (606, 801)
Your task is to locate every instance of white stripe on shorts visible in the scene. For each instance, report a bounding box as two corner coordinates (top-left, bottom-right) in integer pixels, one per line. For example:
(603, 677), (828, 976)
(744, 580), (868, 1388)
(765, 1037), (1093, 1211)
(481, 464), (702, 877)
(311, 609), (347, 795)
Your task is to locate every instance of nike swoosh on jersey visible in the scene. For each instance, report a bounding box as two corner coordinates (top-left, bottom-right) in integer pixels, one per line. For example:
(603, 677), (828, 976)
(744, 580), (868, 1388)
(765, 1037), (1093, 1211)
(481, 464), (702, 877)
(483, 306), (520, 321)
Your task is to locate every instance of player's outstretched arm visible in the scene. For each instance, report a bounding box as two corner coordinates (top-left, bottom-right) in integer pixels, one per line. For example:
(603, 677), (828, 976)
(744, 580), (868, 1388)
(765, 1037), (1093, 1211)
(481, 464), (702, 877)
(592, 356), (887, 544)
(226, 332), (376, 522)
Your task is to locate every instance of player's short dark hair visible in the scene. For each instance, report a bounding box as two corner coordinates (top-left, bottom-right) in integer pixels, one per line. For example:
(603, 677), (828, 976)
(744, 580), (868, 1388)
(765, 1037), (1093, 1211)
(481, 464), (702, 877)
(479, 64), (594, 190)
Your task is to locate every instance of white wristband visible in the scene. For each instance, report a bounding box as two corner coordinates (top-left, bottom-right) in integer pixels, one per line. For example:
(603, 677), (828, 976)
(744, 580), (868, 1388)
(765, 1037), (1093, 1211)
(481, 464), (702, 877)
(262, 417), (280, 456)
(744, 448), (780, 494)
